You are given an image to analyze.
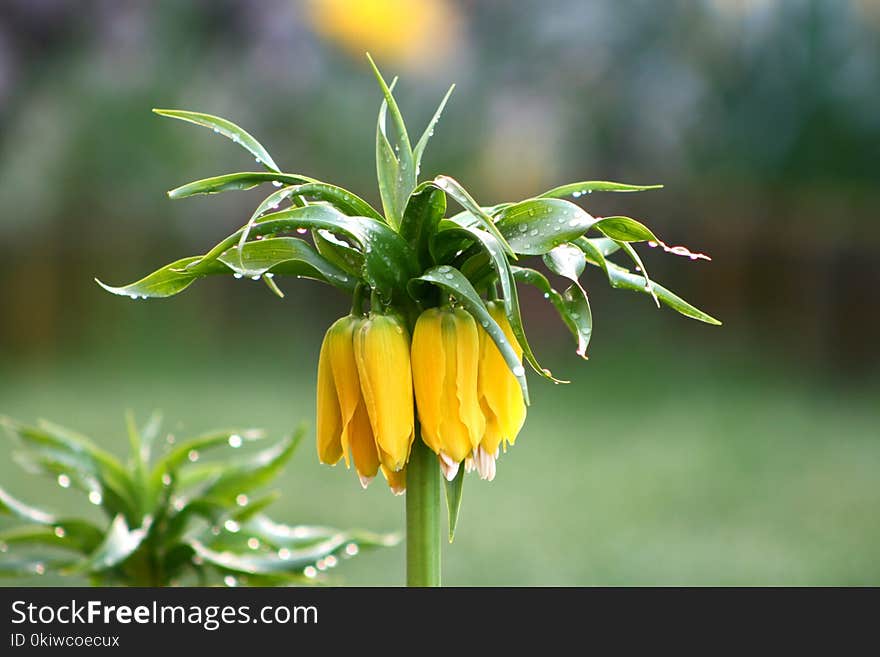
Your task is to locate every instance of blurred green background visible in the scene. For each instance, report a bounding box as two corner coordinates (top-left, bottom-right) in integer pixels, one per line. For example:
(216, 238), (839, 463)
(1, 0), (878, 585)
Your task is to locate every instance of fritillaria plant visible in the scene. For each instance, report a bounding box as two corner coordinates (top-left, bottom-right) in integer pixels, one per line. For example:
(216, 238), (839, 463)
(98, 56), (719, 586)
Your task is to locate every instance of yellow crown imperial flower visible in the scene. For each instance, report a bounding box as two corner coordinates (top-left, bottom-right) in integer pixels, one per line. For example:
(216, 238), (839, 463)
(317, 314), (411, 493)
(354, 312), (415, 475)
(411, 307), (486, 480)
(470, 301), (527, 481)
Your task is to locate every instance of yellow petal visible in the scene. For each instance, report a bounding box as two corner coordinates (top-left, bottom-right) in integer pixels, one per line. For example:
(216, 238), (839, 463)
(452, 308), (485, 450)
(355, 313), (414, 472)
(316, 323), (343, 465)
(381, 464), (406, 496)
(478, 301), (526, 452)
(411, 308), (445, 455)
(348, 397), (380, 480)
(437, 309), (478, 462)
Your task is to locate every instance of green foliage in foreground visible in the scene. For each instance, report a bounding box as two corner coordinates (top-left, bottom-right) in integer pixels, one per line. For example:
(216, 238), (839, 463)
(0, 415), (398, 586)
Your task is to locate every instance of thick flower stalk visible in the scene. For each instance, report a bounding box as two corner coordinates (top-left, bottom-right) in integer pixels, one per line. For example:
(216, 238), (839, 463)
(98, 54), (720, 585)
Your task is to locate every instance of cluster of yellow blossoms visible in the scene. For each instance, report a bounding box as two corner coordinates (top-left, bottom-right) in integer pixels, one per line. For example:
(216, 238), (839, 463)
(317, 302), (526, 493)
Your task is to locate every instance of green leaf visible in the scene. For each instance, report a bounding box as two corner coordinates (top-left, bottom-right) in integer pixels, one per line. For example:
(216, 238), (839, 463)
(409, 266), (529, 403)
(312, 229), (364, 278)
(435, 223), (563, 383)
(495, 198), (595, 255)
(244, 515), (398, 549)
(542, 244), (593, 358)
(73, 514), (152, 573)
(2, 418), (137, 521)
(0, 485), (56, 524)
(167, 172), (316, 199)
(574, 241), (722, 325)
(413, 84), (455, 174)
(512, 266), (593, 359)
(432, 176), (516, 258)
(96, 256), (228, 300)
(593, 216), (657, 243)
(616, 240), (659, 307)
(0, 521), (104, 554)
(153, 109), (281, 172)
(400, 186), (446, 269)
(444, 467), (464, 543)
(151, 428), (264, 489)
(198, 431), (301, 503)
(218, 237), (356, 290)
(376, 77), (403, 227)
(539, 180), (663, 199)
(367, 57), (415, 227)
(0, 557), (76, 578)
(190, 205), (415, 302)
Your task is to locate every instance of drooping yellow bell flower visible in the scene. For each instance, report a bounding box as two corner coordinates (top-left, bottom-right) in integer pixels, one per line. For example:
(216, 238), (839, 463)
(316, 315), (381, 488)
(474, 301), (527, 481)
(354, 312), (415, 473)
(411, 307), (485, 478)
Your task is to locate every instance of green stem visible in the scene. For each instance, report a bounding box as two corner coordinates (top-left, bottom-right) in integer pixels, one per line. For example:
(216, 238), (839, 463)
(406, 423), (440, 586)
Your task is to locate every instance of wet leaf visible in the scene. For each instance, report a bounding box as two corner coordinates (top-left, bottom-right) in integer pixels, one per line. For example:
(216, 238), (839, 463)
(153, 109), (281, 172)
(539, 180), (663, 199)
(496, 198), (595, 255)
(444, 467), (464, 543)
(593, 215), (657, 243)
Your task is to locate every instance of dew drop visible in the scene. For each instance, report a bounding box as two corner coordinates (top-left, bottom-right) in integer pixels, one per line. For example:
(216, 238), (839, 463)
(228, 434), (243, 448)
(54, 526), (66, 538)
(247, 537), (260, 550)
(278, 547), (291, 559)
(325, 555), (338, 568)
(303, 566), (318, 578)
(233, 273), (243, 279)
(88, 491), (103, 505)
(272, 181), (283, 188)
(570, 312), (580, 319)
(57, 474), (71, 489)
(443, 273), (454, 280)
(512, 365), (525, 377)
(224, 520), (240, 533)
(34, 563), (45, 575)
(345, 543), (359, 556)
(543, 292), (550, 299)
(224, 575), (237, 587)
(250, 275), (260, 281)
(235, 494), (249, 507)
(529, 229), (539, 237)
(188, 449), (199, 462)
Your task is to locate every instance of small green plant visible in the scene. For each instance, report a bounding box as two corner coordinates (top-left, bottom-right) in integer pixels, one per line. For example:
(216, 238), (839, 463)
(0, 414), (398, 585)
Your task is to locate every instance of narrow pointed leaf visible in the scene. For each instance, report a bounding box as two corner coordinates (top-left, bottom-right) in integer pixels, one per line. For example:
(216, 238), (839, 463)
(593, 216), (657, 243)
(218, 237), (356, 290)
(152, 428), (264, 488)
(0, 486), (56, 524)
(96, 256), (228, 299)
(167, 172), (316, 199)
(512, 267), (593, 359)
(539, 181), (663, 199)
(376, 78), (403, 226)
(244, 515), (399, 549)
(409, 266), (529, 403)
(444, 467), (464, 543)
(153, 109), (281, 172)
(432, 176), (516, 258)
(0, 521), (104, 554)
(72, 515), (152, 573)
(574, 241), (721, 325)
(400, 186), (446, 269)
(414, 84), (455, 172)
(495, 198), (595, 255)
(542, 244), (593, 357)
(312, 229), (364, 277)
(189, 205), (415, 301)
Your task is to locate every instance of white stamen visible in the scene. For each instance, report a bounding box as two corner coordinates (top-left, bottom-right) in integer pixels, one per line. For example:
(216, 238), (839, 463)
(474, 446), (497, 482)
(438, 453), (460, 481)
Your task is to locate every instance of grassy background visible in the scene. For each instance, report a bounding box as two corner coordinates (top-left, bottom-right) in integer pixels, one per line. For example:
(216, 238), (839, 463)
(3, 311), (877, 586)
